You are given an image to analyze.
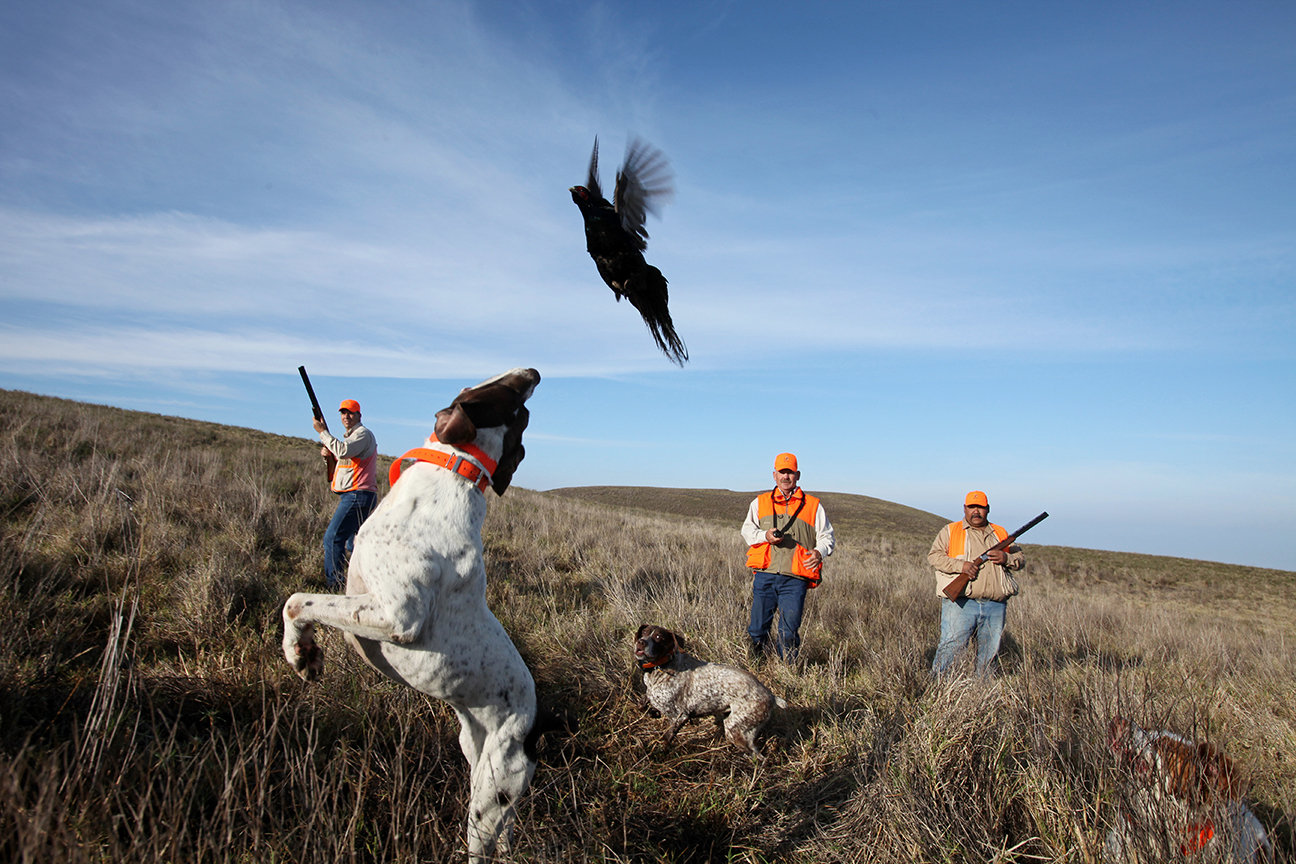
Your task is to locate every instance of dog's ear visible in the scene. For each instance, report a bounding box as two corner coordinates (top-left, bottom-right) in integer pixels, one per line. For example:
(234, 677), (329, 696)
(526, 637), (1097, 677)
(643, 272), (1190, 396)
(490, 404), (529, 495)
(1107, 716), (1129, 753)
(435, 402), (476, 445)
(670, 630), (685, 650)
(1197, 745), (1241, 798)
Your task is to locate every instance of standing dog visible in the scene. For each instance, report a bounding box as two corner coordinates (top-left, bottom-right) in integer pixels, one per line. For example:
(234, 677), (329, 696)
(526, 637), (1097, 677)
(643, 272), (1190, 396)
(1105, 715), (1272, 863)
(634, 624), (786, 756)
(283, 368), (541, 862)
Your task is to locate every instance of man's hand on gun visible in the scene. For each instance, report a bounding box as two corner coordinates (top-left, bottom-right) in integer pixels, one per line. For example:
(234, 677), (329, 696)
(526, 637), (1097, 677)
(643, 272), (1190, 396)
(312, 417), (332, 460)
(960, 548), (1008, 581)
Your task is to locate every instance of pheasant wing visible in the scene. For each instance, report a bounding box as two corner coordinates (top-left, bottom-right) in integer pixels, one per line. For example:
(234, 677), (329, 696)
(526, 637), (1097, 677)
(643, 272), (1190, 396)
(585, 136), (603, 202)
(614, 138), (674, 251)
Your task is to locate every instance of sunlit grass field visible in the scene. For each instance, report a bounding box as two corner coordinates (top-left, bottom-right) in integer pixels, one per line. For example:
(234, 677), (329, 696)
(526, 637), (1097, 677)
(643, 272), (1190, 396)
(2, 388), (1292, 862)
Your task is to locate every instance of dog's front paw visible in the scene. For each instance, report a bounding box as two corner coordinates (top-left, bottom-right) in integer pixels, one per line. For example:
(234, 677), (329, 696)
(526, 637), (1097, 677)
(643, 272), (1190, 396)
(292, 638), (324, 681)
(283, 629), (324, 682)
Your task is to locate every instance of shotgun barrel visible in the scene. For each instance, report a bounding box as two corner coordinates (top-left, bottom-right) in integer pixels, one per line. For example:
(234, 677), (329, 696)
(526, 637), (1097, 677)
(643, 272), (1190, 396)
(298, 366), (337, 484)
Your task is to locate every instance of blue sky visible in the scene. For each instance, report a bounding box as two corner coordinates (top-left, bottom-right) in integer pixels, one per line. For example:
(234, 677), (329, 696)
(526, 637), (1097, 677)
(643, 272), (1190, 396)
(2, 1), (1292, 569)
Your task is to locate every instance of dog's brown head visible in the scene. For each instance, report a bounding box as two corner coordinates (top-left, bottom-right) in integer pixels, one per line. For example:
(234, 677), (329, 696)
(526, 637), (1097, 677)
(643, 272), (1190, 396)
(635, 624), (683, 670)
(1161, 739), (1244, 805)
(434, 367), (540, 495)
(1108, 716), (1133, 756)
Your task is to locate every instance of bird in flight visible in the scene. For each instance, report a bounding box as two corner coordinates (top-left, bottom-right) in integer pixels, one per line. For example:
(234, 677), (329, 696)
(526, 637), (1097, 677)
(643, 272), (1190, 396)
(570, 137), (687, 365)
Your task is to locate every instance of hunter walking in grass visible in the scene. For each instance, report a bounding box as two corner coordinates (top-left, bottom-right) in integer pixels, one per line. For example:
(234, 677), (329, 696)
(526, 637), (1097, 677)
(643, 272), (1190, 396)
(928, 490), (1024, 675)
(313, 399), (377, 591)
(742, 453), (835, 661)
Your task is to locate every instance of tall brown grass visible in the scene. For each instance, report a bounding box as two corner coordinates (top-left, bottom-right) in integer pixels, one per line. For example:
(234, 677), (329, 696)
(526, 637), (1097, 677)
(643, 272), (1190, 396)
(1, 389), (1292, 862)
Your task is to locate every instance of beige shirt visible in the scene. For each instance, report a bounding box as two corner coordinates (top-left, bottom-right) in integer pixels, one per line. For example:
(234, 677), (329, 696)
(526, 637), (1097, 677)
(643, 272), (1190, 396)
(740, 490), (836, 558)
(320, 423), (378, 493)
(927, 520), (1025, 601)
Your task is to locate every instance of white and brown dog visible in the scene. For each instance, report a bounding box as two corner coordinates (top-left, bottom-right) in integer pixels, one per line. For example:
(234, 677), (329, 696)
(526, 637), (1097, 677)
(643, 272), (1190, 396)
(635, 624), (786, 756)
(1105, 715), (1272, 863)
(283, 368), (542, 862)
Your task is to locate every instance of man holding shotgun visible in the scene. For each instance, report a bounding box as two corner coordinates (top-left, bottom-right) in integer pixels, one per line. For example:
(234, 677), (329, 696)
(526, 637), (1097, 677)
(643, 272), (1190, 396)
(312, 398), (378, 591)
(927, 491), (1028, 676)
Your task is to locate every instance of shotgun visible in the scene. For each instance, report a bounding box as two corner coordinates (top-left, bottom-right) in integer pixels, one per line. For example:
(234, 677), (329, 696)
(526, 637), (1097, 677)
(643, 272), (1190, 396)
(941, 511), (1049, 601)
(298, 365), (337, 484)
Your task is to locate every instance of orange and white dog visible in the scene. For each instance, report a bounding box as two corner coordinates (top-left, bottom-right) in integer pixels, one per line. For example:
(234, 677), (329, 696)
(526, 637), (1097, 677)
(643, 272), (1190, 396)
(1105, 716), (1272, 863)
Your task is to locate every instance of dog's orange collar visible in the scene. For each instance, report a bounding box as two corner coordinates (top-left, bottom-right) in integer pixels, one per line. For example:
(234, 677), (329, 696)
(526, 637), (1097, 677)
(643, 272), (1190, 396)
(389, 435), (497, 493)
(1182, 820), (1215, 855)
(638, 646), (676, 671)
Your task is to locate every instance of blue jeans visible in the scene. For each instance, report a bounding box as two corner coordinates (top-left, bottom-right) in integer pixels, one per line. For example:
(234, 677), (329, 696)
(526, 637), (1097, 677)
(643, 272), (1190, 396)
(323, 490), (376, 590)
(748, 571), (809, 659)
(932, 597), (1007, 676)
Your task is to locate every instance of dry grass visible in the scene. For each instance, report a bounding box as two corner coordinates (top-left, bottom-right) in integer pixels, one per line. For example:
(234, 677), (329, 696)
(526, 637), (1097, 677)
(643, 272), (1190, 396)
(1, 388), (1293, 862)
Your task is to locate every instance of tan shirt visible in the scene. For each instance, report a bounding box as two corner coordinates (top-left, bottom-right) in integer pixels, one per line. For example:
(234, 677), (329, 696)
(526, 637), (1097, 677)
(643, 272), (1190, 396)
(927, 520), (1025, 601)
(740, 490), (836, 558)
(320, 423), (378, 493)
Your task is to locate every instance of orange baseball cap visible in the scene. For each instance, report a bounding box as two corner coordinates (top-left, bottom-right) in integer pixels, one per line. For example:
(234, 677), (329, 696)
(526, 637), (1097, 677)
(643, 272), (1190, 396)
(338, 399), (361, 413)
(773, 453), (799, 472)
(965, 490), (989, 507)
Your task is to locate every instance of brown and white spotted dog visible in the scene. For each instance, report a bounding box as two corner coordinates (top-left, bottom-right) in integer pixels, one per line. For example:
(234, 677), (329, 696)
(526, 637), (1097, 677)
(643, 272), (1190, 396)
(1105, 715), (1273, 863)
(282, 368), (547, 863)
(634, 624), (787, 756)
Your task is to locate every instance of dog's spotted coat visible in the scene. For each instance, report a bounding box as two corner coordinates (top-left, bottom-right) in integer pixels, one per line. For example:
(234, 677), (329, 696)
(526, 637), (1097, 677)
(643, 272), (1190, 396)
(635, 624), (786, 756)
(282, 368), (542, 862)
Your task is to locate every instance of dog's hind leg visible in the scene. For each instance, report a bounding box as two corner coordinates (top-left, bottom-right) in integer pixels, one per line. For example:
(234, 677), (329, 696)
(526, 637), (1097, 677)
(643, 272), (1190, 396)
(723, 710), (764, 756)
(464, 715), (537, 863)
(728, 725), (761, 756)
(454, 707), (488, 776)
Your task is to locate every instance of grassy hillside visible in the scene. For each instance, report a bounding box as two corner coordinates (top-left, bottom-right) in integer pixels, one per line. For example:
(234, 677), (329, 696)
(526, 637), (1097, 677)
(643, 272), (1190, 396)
(2, 388), (1294, 862)
(547, 486), (950, 555)
(547, 485), (949, 538)
(551, 485), (1296, 640)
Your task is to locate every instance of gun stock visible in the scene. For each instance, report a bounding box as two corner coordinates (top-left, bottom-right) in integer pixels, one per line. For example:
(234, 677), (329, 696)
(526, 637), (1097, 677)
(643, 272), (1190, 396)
(298, 365), (337, 484)
(941, 511), (1049, 601)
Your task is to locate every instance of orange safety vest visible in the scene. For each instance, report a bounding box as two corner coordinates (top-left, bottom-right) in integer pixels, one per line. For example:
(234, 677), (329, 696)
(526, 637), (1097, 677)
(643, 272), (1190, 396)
(330, 427), (379, 494)
(946, 521), (1009, 559)
(745, 489), (824, 587)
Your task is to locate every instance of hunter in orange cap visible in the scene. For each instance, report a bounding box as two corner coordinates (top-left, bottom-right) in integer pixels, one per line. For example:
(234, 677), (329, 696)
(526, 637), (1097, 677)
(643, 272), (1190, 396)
(740, 452), (835, 660)
(928, 490), (1025, 676)
(311, 397), (378, 590)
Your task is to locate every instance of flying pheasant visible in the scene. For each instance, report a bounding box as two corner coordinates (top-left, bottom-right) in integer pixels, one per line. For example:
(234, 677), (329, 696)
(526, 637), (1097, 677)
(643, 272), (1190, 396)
(569, 137), (687, 365)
